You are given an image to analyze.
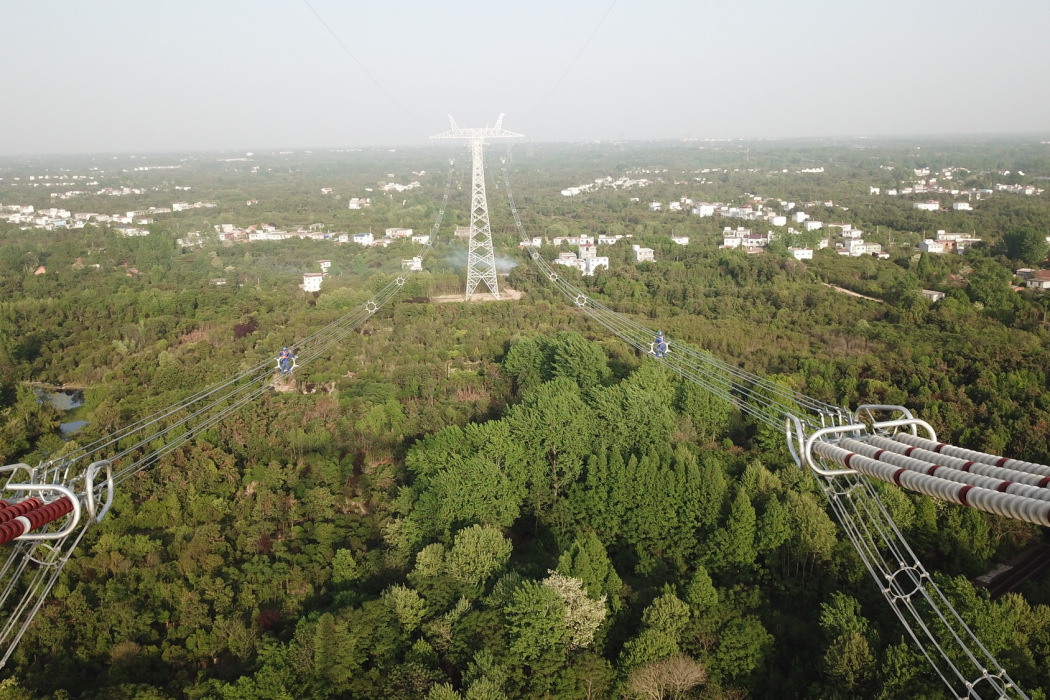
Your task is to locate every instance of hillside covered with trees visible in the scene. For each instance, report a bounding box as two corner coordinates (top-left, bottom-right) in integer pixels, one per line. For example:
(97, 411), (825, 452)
(1, 140), (1050, 698)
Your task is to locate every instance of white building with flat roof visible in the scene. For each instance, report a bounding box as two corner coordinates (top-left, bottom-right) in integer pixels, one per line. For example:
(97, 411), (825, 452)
(633, 244), (655, 262)
(583, 257), (609, 275)
(553, 235), (594, 247)
(353, 232), (373, 246)
(303, 273), (323, 292)
(552, 251), (609, 276)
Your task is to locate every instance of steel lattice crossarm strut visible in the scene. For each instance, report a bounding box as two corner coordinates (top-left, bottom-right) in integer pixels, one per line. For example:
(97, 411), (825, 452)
(431, 114), (522, 300)
(429, 113), (524, 142)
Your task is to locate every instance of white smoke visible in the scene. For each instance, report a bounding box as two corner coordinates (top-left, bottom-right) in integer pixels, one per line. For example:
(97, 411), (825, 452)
(494, 255), (518, 273)
(442, 249), (519, 273)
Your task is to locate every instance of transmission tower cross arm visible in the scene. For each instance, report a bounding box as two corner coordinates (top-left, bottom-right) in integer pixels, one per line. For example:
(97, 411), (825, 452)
(429, 114), (523, 142)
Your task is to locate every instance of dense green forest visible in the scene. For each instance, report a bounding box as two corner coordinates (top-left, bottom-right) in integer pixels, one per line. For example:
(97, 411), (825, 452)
(1, 140), (1050, 698)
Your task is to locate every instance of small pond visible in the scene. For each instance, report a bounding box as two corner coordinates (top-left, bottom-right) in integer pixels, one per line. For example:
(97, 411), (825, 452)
(34, 388), (89, 437)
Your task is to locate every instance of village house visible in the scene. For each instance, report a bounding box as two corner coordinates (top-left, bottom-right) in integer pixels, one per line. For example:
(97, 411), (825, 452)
(302, 273), (323, 292)
(1025, 270), (1050, 289)
(552, 250), (610, 277)
(844, 239), (868, 256)
(632, 244), (655, 262)
(722, 234), (743, 249)
(742, 233), (768, 248)
(935, 230), (982, 254)
(553, 235), (594, 247)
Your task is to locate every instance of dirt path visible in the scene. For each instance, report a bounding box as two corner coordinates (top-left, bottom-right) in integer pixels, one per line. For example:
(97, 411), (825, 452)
(431, 286), (524, 303)
(823, 283), (883, 303)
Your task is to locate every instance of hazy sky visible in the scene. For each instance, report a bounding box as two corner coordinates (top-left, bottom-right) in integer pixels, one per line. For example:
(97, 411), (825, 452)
(2, 0), (1048, 155)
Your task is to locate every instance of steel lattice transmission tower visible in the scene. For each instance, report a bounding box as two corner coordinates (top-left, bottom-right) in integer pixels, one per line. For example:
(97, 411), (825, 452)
(431, 114), (523, 300)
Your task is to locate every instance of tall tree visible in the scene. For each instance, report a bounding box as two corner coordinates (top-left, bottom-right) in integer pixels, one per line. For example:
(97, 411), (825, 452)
(503, 581), (568, 693)
(708, 490), (757, 575)
(445, 525), (513, 598)
(556, 532), (623, 605)
(998, 227), (1049, 266)
(506, 378), (596, 522)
